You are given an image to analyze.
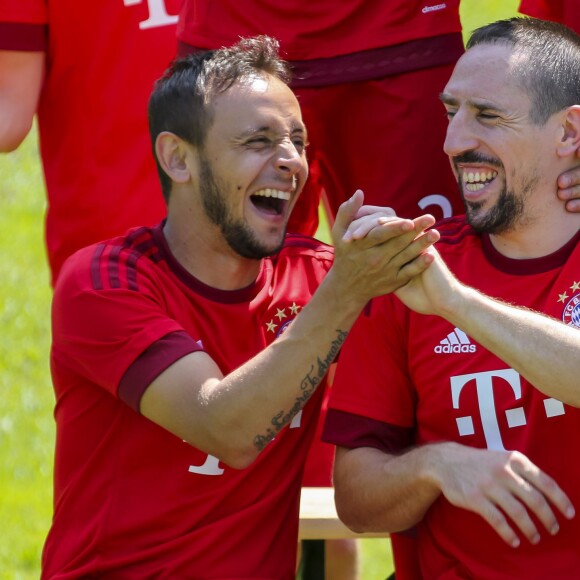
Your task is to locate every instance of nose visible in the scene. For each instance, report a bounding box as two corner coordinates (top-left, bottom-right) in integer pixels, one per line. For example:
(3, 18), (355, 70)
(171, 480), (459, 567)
(274, 139), (306, 178)
(443, 110), (480, 159)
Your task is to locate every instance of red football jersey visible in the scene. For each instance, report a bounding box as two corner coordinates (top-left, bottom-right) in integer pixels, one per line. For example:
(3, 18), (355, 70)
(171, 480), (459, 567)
(0, 0), (180, 283)
(177, 0), (461, 61)
(519, 0), (580, 33)
(45, 224), (334, 578)
(326, 218), (580, 579)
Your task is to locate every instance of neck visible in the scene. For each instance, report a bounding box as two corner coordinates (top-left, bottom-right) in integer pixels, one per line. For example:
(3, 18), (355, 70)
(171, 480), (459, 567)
(163, 213), (262, 291)
(488, 199), (580, 259)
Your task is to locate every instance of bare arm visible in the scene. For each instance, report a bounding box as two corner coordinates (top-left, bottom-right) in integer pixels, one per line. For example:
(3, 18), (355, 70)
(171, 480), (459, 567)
(141, 193), (439, 468)
(0, 50), (44, 152)
(395, 249), (580, 407)
(334, 442), (574, 548)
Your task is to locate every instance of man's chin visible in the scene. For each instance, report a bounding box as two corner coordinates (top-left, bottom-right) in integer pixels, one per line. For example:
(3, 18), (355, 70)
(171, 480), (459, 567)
(228, 235), (286, 260)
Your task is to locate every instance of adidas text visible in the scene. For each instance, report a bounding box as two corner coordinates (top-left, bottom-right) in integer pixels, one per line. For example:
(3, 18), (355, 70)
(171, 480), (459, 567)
(434, 344), (476, 354)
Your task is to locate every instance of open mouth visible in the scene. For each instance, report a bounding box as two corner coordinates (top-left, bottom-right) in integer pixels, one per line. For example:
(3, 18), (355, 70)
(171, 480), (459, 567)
(462, 170), (498, 192)
(251, 188), (291, 216)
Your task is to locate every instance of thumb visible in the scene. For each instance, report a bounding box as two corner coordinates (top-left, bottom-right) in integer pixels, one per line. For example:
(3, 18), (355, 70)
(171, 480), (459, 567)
(333, 189), (364, 241)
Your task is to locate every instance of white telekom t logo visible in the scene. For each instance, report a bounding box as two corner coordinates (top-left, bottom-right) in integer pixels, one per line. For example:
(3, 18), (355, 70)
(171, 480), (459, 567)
(123, 0), (178, 29)
(451, 369), (565, 451)
(188, 411), (304, 476)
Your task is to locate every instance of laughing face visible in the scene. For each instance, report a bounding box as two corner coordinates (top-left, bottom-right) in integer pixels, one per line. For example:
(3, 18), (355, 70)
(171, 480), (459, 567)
(196, 74), (308, 259)
(440, 43), (556, 235)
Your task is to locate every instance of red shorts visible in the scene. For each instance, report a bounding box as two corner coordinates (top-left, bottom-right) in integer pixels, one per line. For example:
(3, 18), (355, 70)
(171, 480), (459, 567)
(288, 63), (463, 236)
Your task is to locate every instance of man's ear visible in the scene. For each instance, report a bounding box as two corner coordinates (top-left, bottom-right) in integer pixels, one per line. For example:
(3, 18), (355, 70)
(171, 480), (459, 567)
(155, 131), (192, 184)
(557, 105), (580, 158)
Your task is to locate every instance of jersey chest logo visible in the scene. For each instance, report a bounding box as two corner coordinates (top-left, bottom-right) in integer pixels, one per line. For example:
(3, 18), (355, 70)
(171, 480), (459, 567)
(558, 280), (580, 328)
(451, 368), (566, 451)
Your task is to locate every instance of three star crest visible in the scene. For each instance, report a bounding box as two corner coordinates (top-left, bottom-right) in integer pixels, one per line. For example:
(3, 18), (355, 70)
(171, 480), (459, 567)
(265, 302), (302, 333)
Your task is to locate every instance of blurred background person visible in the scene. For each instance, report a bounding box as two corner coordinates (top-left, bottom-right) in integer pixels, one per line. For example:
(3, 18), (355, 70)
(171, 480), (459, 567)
(0, 0), (181, 285)
(519, 0), (580, 31)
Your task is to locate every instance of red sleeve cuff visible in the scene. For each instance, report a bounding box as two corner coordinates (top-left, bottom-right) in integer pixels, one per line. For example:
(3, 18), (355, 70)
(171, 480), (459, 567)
(0, 22), (47, 51)
(118, 331), (204, 412)
(322, 408), (414, 453)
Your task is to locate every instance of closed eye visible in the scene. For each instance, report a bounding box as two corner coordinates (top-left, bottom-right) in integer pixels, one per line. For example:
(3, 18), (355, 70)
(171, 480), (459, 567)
(292, 137), (307, 153)
(247, 136), (271, 145)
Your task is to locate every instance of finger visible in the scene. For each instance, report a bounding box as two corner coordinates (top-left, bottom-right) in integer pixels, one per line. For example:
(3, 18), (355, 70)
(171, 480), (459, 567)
(386, 229), (440, 270)
(492, 486), (542, 545)
(395, 249), (435, 283)
(353, 205), (397, 220)
(344, 215), (414, 243)
(557, 181), (580, 202)
(332, 190), (364, 241)
(353, 213), (436, 246)
(564, 196), (580, 213)
(557, 167), (580, 192)
(363, 231), (439, 293)
(411, 214), (437, 234)
(475, 499), (522, 548)
(513, 481), (559, 541)
(519, 465), (576, 524)
(348, 212), (436, 247)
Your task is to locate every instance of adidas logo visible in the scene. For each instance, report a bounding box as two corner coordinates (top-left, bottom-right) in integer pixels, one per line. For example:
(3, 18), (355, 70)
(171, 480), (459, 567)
(434, 327), (476, 354)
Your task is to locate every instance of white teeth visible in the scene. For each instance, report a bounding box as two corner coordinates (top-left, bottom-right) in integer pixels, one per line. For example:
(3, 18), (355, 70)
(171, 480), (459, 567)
(253, 188), (291, 200)
(463, 170), (497, 184)
(465, 183), (485, 192)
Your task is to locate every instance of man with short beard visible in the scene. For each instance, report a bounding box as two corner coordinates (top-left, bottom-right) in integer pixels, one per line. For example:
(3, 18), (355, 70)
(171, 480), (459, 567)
(42, 36), (439, 578)
(324, 17), (580, 579)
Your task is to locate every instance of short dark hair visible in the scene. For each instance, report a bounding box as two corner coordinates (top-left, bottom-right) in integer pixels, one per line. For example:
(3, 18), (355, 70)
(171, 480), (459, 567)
(148, 36), (292, 201)
(466, 17), (580, 125)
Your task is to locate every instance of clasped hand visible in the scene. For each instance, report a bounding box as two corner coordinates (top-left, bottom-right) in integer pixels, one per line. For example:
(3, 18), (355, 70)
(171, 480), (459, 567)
(330, 190), (439, 301)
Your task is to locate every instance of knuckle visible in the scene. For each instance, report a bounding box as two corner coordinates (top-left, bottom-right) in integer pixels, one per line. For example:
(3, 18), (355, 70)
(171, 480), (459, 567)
(538, 473), (557, 491)
(464, 489), (484, 506)
(509, 502), (528, 521)
(507, 450), (524, 463)
(526, 489), (547, 512)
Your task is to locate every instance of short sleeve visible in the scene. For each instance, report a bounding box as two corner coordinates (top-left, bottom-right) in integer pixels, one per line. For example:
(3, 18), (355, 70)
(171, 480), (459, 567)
(0, 0), (48, 51)
(51, 256), (200, 402)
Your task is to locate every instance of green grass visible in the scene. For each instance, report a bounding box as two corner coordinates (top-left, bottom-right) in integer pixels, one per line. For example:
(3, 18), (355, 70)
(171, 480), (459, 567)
(0, 129), (53, 579)
(0, 2), (519, 577)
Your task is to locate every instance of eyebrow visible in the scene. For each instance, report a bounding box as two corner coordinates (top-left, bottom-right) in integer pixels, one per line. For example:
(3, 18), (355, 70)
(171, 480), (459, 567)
(439, 92), (505, 114)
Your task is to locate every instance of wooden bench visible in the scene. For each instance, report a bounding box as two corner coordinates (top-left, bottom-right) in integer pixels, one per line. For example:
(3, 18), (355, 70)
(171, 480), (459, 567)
(299, 487), (389, 540)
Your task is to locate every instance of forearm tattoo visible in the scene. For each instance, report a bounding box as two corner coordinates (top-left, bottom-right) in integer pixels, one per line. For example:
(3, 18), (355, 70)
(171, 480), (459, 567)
(253, 328), (348, 451)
